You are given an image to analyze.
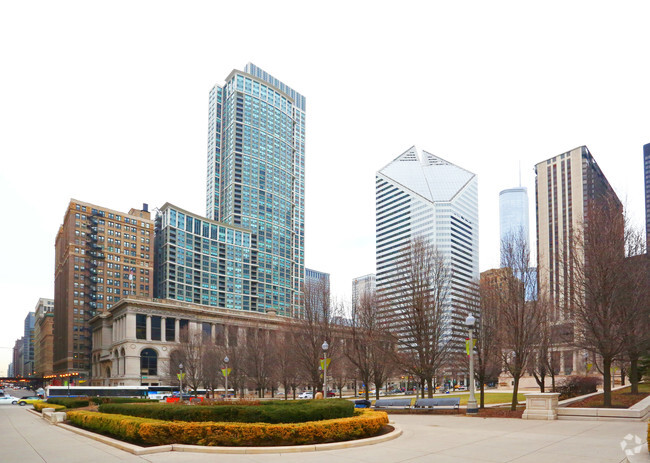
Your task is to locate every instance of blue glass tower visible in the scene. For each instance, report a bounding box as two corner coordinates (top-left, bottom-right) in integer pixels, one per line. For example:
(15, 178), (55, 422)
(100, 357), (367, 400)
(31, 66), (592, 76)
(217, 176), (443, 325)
(206, 64), (305, 317)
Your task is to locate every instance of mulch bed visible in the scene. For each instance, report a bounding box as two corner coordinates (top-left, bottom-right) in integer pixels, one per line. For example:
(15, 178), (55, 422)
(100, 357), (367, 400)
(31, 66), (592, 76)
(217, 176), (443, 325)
(383, 406), (524, 418)
(567, 389), (650, 409)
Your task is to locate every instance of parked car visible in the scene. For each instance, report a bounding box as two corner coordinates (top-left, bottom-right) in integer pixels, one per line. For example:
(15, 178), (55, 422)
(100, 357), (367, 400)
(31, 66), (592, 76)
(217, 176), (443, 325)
(326, 391), (336, 397)
(17, 396), (41, 406)
(0, 395), (18, 405)
(298, 391), (313, 399)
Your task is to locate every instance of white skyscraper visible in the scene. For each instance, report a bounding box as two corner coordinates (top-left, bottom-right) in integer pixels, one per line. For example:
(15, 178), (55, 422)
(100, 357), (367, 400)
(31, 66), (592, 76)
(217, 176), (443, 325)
(375, 146), (479, 350)
(499, 187), (530, 266)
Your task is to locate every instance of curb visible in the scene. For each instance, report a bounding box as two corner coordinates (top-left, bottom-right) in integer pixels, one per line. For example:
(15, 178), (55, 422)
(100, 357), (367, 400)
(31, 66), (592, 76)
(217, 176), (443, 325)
(53, 420), (402, 455)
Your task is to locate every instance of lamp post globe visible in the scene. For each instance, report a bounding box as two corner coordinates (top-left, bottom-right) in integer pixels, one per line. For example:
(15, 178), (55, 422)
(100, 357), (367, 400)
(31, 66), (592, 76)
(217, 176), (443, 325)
(465, 314), (478, 414)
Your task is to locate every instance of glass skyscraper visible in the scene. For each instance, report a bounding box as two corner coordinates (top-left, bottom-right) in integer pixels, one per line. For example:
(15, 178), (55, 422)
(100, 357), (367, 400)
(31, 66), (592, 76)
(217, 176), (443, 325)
(206, 63), (305, 317)
(498, 187), (530, 266)
(375, 146), (479, 351)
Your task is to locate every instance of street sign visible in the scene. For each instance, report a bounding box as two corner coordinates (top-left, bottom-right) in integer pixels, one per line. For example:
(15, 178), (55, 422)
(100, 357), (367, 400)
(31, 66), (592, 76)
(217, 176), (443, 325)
(221, 368), (231, 377)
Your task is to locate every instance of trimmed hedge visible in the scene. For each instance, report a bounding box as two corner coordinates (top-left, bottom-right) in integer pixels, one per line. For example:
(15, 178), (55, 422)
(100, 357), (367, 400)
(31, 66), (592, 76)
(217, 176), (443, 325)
(98, 399), (354, 424)
(47, 398), (90, 409)
(90, 397), (157, 405)
(66, 409), (388, 446)
(33, 401), (66, 412)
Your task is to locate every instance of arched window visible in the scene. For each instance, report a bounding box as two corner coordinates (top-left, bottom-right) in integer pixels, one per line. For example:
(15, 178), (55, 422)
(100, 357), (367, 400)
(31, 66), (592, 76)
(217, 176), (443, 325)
(140, 348), (158, 376)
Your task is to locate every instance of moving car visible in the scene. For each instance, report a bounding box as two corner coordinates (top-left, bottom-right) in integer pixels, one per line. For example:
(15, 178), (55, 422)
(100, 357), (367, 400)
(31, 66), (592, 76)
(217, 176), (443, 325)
(298, 391), (313, 399)
(17, 396), (42, 406)
(0, 395), (18, 405)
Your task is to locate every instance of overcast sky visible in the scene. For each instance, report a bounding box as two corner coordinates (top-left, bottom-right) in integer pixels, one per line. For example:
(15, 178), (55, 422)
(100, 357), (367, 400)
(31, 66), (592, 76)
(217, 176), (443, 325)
(1, 1), (649, 375)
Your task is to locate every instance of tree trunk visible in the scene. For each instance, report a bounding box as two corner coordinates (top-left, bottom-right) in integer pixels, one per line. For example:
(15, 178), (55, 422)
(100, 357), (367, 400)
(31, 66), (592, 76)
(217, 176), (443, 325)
(620, 368), (625, 387)
(427, 377), (434, 399)
(511, 375), (520, 411)
(603, 357), (612, 407)
(421, 379), (425, 398)
(550, 372), (556, 392)
(630, 356), (639, 394)
(479, 381), (485, 408)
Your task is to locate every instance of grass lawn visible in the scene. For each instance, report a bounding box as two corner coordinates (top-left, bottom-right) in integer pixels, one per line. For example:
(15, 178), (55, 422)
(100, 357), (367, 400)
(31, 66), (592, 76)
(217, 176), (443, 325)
(567, 383), (650, 408)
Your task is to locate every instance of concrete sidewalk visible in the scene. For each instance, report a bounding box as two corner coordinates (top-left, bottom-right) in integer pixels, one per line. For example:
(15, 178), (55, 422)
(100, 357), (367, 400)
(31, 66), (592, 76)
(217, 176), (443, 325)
(1, 405), (647, 463)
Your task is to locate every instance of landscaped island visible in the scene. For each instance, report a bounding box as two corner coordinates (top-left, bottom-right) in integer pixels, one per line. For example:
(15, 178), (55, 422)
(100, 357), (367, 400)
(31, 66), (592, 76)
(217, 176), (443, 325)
(58, 399), (388, 446)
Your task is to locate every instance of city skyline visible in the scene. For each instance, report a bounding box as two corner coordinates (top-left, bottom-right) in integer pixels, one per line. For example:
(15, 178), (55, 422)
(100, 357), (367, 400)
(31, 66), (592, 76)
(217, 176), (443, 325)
(2, 2), (650, 374)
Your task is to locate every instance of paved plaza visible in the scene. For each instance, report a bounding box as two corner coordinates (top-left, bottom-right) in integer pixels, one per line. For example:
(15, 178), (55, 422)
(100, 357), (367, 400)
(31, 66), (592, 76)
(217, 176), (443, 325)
(0, 405), (647, 463)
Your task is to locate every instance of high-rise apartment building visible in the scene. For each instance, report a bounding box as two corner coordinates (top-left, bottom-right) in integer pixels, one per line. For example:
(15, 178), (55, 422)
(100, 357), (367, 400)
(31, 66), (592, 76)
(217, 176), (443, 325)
(499, 187), (530, 265)
(206, 63), (305, 317)
(535, 146), (621, 373)
(13, 337), (24, 377)
(643, 143), (650, 249)
(154, 203), (258, 311)
(34, 298), (54, 377)
(351, 273), (376, 309)
(54, 199), (154, 378)
(375, 146), (479, 350)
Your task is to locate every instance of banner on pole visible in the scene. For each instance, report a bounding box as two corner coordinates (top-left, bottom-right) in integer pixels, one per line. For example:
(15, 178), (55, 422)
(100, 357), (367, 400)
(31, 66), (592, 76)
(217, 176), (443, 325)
(177, 373), (185, 380)
(465, 339), (477, 356)
(221, 368), (231, 377)
(319, 358), (331, 370)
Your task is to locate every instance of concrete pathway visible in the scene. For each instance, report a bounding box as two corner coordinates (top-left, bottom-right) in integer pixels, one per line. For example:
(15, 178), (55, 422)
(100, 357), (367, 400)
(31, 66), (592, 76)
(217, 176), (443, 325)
(0, 405), (647, 463)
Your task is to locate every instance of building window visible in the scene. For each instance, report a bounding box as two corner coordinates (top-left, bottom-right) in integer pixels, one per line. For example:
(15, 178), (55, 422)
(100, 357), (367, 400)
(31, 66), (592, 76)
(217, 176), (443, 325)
(136, 314), (146, 340)
(151, 316), (161, 341)
(140, 349), (157, 376)
(165, 318), (175, 341)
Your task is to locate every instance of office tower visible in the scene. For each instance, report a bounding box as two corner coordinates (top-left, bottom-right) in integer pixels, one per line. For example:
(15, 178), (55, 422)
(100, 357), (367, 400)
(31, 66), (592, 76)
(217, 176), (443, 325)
(53, 199), (154, 378)
(499, 187), (530, 266)
(34, 298), (54, 377)
(22, 312), (35, 376)
(206, 63), (305, 317)
(154, 203), (258, 311)
(304, 268), (330, 316)
(375, 146), (479, 350)
(351, 273), (376, 309)
(643, 143), (650, 249)
(13, 337), (23, 377)
(535, 146), (621, 373)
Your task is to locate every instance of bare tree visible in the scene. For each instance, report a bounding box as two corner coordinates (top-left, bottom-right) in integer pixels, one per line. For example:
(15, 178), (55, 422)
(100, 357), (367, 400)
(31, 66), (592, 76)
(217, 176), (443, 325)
(529, 297), (556, 392)
(172, 327), (206, 393)
(474, 278), (502, 407)
(292, 278), (340, 392)
(273, 329), (300, 400)
(621, 231), (650, 394)
(385, 237), (453, 399)
(565, 196), (635, 407)
(243, 326), (276, 398)
(499, 230), (543, 410)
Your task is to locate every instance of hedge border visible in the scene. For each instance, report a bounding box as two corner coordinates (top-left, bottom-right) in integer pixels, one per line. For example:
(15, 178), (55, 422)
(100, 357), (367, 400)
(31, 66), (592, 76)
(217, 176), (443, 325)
(33, 401), (66, 412)
(65, 409), (388, 446)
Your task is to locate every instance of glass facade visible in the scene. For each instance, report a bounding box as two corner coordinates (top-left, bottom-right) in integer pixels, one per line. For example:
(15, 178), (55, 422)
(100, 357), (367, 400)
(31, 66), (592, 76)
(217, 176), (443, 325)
(154, 204), (258, 311)
(206, 63), (305, 317)
(499, 187), (530, 267)
(375, 146), (479, 351)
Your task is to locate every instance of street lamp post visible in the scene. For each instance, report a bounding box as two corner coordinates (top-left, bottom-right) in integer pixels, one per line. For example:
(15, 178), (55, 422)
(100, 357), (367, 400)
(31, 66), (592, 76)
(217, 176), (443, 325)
(322, 341), (329, 398)
(465, 314), (478, 414)
(224, 356), (229, 399)
(178, 363), (184, 402)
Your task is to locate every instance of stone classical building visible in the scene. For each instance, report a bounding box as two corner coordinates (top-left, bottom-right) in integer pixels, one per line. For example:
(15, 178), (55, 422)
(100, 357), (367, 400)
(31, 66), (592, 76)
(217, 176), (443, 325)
(89, 296), (290, 386)
(34, 298), (54, 377)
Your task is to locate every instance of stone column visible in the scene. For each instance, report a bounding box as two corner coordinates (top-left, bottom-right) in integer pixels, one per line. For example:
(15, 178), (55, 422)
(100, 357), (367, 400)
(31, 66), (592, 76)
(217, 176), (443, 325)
(125, 313), (136, 340)
(175, 319), (180, 342)
(146, 315), (152, 341)
(211, 323), (216, 343)
(161, 317), (167, 342)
